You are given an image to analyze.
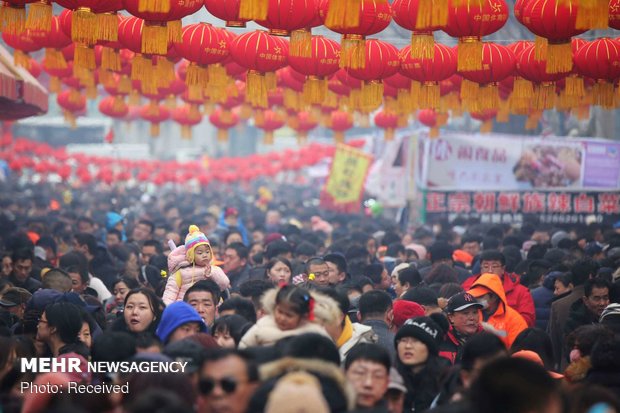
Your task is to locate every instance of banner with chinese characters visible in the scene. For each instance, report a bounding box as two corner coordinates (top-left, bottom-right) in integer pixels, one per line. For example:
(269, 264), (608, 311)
(424, 191), (620, 225)
(365, 134), (409, 208)
(320, 144), (373, 213)
(419, 133), (620, 191)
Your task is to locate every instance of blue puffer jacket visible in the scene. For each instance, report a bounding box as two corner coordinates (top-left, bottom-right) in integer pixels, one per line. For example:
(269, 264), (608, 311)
(531, 272), (562, 331)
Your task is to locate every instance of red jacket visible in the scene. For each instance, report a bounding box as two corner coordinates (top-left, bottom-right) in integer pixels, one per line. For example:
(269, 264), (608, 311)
(462, 271), (536, 327)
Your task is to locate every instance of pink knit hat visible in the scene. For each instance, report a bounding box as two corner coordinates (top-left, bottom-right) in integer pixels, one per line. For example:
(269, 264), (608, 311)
(393, 300), (425, 328)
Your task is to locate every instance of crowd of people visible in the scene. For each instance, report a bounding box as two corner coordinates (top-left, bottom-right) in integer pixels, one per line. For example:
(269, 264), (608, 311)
(0, 177), (619, 413)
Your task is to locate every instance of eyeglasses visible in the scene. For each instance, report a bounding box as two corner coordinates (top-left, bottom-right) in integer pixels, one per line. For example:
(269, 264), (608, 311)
(198, 377), (242, 395)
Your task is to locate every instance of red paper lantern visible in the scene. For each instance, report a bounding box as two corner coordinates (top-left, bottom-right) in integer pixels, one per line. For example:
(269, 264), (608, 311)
(27, 58), (41, 78)
(330, 110), (353, 143)
(230, 30), (288, 108)
(209, 108), (240, 142)
(2, 30), (42, 69)
(140, 104), (170, 137)
(255, 109), (285, 144)
(288, 35), (340, 103)
(99, 95), (129, 118)
(374, 110), (399, 140)
(204, 0), (249, 28)
(30, 15), (72, 69)
(172, 105), (203, 139)
(470, 109), (497, 132)
(418, 108), (440, 137)
(57, 89), (86, 112)
(520, 0), (587, 74)
(443, 0), (508, 71)
(392, 0), (446, 59)
(610, 0), (620, 30)
(255, 0), (317, 35)
(574, 38), (620, 108)
(290, 111), (318, 143)
(55, 0), (122, 45)
(319, 0), (392, 69)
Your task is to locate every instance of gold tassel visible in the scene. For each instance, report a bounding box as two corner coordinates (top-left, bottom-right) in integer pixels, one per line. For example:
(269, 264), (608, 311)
(208, 64), (228, 87)
(155, 56), (175, 87)
(361, 81), (383, 110)
(96, 12), (118, 42)
(325, 0), (361, 29)
(265, 71), (277, 90)
(113, 96), (126, 112)
(69, 88), (82, 105)
(139, 0), (170, 13)
(533, 83), (556, 110)
(565, 75), (584, 97)
(478, 83), (499, 111)
(203, 102), (215, 115)
(72, 7), (98, 45)
(44, 48), (68, 69)
(150, 123), (161, 137)
(119, 75), (131, 94)
(217, 129), (229, 142)
(49, 76), (61, 93)
(460, 79), (480, 101)
(384, 128), (395, 141)
(100, 70), (113, 87)
(64, 111), (77, 129)
(340, 34), (365, 69)
(86, 84), (97, 99)
(480, 120), (493, 133)
(513, 77), (533, 99)
(420, 82), (440, 109)
(525, 113), (539, 130)
(246, 70), (269, 108)
(74, 44), (96, 70)
(437, 111), (449, 126)
(397, 88), (413, 114)
(186, 64), (209, 88)
(141, 76), (158, 95)
(13, 50), (30, 69)
(410, 31), (434, 60)
(165, 95), (176, 109)
(167, 20), (182, 43)
(239, 0), (268, 20)
(239, 104), (252, 120)
(101, 47), (121, 72)
(592, 81), (615, 109)
(416, 0), (433, 29)
(534, 36), (548, 61)
(497, 99), (510, 122)
(398, 113), (409, 127)
(334, 131), (345, 143)
(303, 76), (328, 105)
(290, 29), (312, 58)
(432, 0), (449, 26)
(411, 80), (422, 105)
(457, 37), (482, 71)
(546, 41), (573, 74)
(429, 127), (439, 138)
(129, 89), (141, 105)
(131, 54), (151, 80)
(263, 130), (275, 145)
(181, 125), (192, 140)
(75, 65), (95, 86)
(576, 0), (608, 30)
(25, 1), (51, 31)
(142, 22), (169, 55)
(1, 4), (26, 35)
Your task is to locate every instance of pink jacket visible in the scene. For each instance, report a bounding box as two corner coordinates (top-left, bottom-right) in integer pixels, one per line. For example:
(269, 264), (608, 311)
(163, 246), (230, 305)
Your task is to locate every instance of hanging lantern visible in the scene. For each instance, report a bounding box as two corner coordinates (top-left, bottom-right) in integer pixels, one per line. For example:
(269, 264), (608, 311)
(345, 39), (399, 111)
(42, 59), (73, 93)
(330, 110), (353, 143)
(25, 0), (53, 31)
(609, 0), (620, 29)
(470, 109), (497, 133)
(1, 30), (42, 69)
(374, 110), (399, 140)
(203, 0), (249, 27)
(140, 104), (170, 137)
(99, 95), (129, 118)
(55, 0), (122, 45)
(400, 42), (456, 109)
(209, 108), (240, 142)
(444, 0), (508, 71)
(520, 0), (587, 74)
(574, 38), (620, 109)
(392, 0), (447, 59)
(27, 58), (41, 78)
(255, 109), (285, 145)
(172, 105), (203, 140)
(57, 88), (87, 127)
(230, 30), (289, 109)
(322, 0), (389, 31)
(320, 0), (392, 69)
(30, 15), (72, 70)
(418, 108), (440, 137)
(289, 111), (318, 144)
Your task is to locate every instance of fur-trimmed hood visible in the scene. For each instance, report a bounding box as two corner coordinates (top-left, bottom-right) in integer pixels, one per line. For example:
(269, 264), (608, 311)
(259, 357), (356, 411)
(260, 288), (341, 327)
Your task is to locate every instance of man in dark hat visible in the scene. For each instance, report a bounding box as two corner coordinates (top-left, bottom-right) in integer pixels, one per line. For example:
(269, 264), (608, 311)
(0, 287), (32, 328)
(439, 292), (483, 365)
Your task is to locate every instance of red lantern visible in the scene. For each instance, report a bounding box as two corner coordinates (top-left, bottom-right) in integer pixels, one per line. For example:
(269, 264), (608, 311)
(230, 30), (288, 108)
(57, 89), (87, 127)
(99, 95), (129, 118)
(0, 1), (40, 35)
(330, 110), (353, 143)
(392, 0), (447, 59)
(320, 0), (392, 69)
(255, 109), (285, 144)
(418, 108), (440, 137)
(140, 104), (170, 137)
(444, 0), (508, 71)
(172, 105), (203, 140)
(204, 0), (249, 28)
(27, 58), (41, 78)
(209, 108), (240, 142)
(30, 15), (72, 69)
(515, 44), (568, 110)
(470, 109), (497, 133)
(574, 38), (620, 109)
(2, 30), (42, 69)
(374, 110), (399, 140)
(610, 0), (620, 30)
(289, 111), (318, 143)
(55, 0), (122, 45)
(520, 0), (586, 74)
(400, 42), (456, 109)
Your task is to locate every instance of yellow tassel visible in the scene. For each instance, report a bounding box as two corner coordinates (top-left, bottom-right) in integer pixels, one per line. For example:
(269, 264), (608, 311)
(325, 0), (361, 29)
(340, 34), (365, 69)
(497, 99), (510, 122)
(546, 41), (573, 74)
(119, 75), (131, 94)
(181, 125), (192, 140)
(592, 81), (615, 109)
(69, 88), (82, 105)
(131, 54), (151, 80)
(25, 1), (51, 31)
(398, 113), (409, 127)
(574, 105), (590, 120)
(290, 29), (312, 58)
(265, 71), (277, 90)
(239, 104), (252, 120)
(13, 50), (30, 69)
(429, 127), (439, 138)
(436, 111), (449, 126)
(150, 123), (161, 137)
(397, 88), (413, 114)
(384, 128), (395, 141)
(334, 131), (345, 143)
(576, 0), (608, 29)
(85, 84), (97, 99)
(263, 130), (275, 145)
(96, 12), (118, 42)
(74, 65), (95, 86)
(513, 77), (533, 99)
(139, 0), (170, 13)
(217, 129), (229, 142)
(246, 70), (269, 108)
(74, 44), (96, 70)
(565, 75), (584, 97)
(186, 63), (209, 88)
(525, 113), (539, 130)
(203, 102), (214, 115)
(239, 0), (268, 20)
(480, 120), (493, 133)
(432, 0), (449, 26)
(420, 82), (440, 109)
(478, 83), (499, 111)
(100, 70), (113, 87)
(142, 22), (169, 55)
(457, 37), (482, 71)
(129, 89), (141, 106)
(101, 47), (121, 72)
(49, 76), (61, 93)
(411, 80), (422, 105)
(416, 0), (433, 28)
(72, 7), (98, 45)
(533, 83), (556, 110)
(165, 95), (176, 109)
(155, 56), (175, 87)
(64, 111), (77, 129)
(410, 32), (435, 60)
(303, 76), (328, 105)
(460, 79), (480, 101)
(1, 4), (26, 35)
(361, 81), (383, 111)
(112, 96), (125, 112)
(44, 48), (67, 69)
(167, 20), (182, 43)
(534, 36), (548, 61)
(208, 64), (228, 87)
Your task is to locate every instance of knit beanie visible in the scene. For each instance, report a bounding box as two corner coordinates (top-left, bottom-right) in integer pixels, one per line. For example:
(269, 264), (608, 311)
(156, 301), (206, 344)
(394, 315), (444, 355)
(392, 300), (425, 329)
(265, 371), (330, 413)
(185, 225), (212, 264)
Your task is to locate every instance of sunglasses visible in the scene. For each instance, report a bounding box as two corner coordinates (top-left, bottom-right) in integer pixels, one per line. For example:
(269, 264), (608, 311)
(198, 377), (240, 395)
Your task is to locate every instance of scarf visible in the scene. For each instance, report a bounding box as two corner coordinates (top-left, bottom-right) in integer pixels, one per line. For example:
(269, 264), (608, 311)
(336, 315), (353, 348)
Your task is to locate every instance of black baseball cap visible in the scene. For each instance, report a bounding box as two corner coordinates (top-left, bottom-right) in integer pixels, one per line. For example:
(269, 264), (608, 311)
(446, 292), (483, 313)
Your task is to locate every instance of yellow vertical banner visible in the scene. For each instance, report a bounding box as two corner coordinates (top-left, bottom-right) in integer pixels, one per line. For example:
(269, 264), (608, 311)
(320, 144), (373, 213)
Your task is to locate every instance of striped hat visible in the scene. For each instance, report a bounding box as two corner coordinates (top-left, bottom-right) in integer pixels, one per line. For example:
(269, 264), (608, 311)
(185, 225), (211, 262)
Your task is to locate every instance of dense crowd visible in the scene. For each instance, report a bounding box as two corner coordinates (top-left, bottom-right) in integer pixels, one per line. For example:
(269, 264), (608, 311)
(0, 177), (619, 413)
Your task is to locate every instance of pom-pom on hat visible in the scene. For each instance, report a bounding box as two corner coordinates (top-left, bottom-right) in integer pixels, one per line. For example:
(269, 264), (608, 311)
(185, 225), (212, 264)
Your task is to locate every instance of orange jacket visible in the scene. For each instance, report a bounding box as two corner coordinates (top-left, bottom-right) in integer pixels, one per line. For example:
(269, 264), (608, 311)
(468, 273), (528, 348)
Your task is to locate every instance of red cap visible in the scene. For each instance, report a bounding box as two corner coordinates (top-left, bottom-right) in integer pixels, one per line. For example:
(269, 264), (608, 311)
(393, 300), (425, 328)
